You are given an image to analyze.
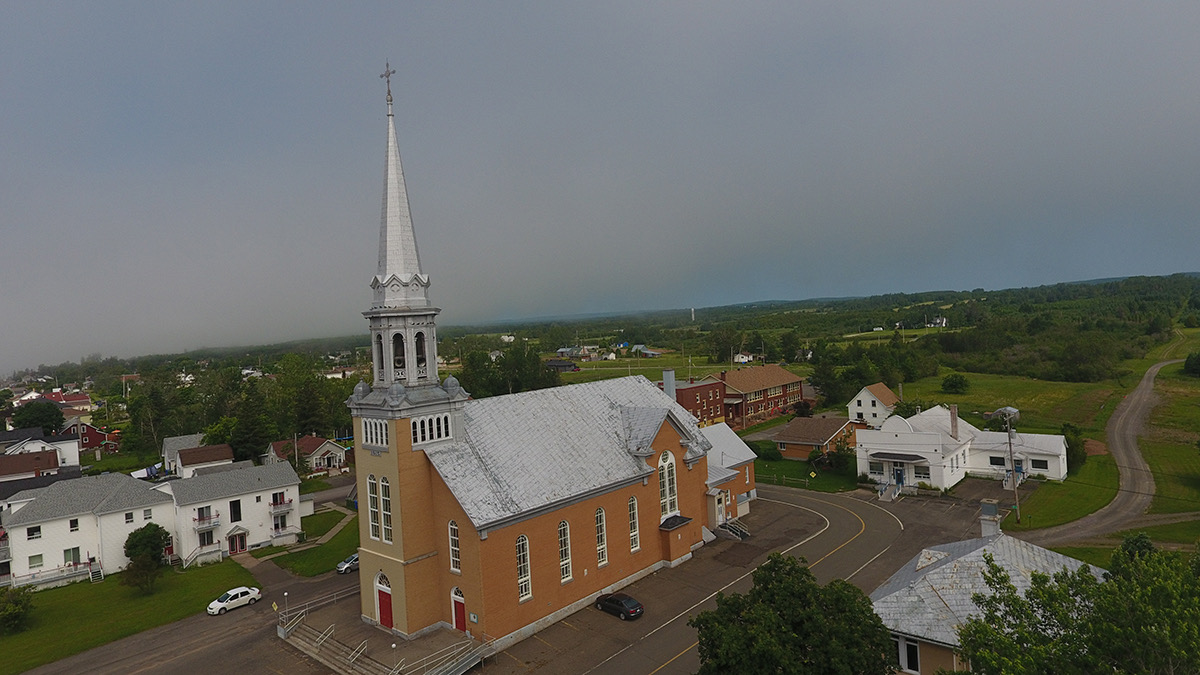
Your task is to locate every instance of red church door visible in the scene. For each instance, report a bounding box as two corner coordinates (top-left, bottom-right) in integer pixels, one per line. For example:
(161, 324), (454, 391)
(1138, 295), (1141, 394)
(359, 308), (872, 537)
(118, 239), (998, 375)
(378, 589), (393, 629)
(452, 589), (466, 631)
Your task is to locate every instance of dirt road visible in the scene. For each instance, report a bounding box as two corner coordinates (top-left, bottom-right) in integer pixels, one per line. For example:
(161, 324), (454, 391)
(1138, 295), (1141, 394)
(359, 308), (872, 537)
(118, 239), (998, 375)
(1020, 358), (1183, 547)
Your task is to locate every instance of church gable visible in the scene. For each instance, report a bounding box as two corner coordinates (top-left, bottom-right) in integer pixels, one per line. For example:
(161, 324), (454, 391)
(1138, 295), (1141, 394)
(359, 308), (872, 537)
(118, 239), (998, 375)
(425, 376), (709, 533)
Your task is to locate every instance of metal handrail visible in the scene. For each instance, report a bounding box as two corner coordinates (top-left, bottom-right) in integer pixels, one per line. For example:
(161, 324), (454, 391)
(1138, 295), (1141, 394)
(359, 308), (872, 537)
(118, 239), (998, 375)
(281, 610), (307, 638)
(277, 584), (359, 625)
(348, 639), (368, 663)
(400, 640), (472, 674)
(314, 623), (335, 651)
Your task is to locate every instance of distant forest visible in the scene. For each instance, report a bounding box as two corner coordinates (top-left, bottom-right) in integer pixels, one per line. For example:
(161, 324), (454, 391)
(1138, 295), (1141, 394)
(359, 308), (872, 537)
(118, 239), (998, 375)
(11, 274), (1200, 430)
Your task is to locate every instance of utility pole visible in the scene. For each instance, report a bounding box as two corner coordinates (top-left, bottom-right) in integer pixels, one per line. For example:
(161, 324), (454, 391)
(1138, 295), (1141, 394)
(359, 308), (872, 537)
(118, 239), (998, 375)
(992, 407), (1022, 523)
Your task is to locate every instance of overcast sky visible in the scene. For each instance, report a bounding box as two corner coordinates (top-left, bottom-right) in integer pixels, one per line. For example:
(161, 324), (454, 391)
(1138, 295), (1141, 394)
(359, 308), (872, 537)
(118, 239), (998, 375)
(3, 3), (1199, 376)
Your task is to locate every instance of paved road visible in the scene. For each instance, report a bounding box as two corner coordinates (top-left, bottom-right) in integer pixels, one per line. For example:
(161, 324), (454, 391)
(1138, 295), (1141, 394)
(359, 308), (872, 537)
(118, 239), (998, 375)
(1020, 358), (1183, 547)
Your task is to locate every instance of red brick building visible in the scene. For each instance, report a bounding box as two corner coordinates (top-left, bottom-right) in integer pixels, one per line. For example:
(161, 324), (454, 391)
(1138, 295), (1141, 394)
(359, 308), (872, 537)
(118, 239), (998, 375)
(703, 364), (808, 429)
(657, 370), (726, 427)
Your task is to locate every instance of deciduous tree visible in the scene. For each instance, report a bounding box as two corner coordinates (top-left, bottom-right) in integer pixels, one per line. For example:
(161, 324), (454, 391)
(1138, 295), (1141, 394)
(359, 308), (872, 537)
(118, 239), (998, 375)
(0, 587), (34, 634)
(689, 553), (895, 675)
(12, 400), (64, 435)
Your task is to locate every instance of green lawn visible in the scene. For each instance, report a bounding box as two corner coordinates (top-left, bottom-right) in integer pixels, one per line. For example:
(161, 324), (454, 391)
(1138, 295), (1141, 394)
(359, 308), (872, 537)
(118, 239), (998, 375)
(272, 516), (359, 577)
(739, 415), (796, 437)
(302, 509), (346, 539)
(1050, 546), (1114, 569)
(0, 560), (257, 675)
(1115, 520), (1200, 546)
(1142, 364), (1200, 514)
(81, 451), (152, 475)
(1002, 454), (1119, 531)
(299, 477), (332, 494)
(754, 457), (859, 493)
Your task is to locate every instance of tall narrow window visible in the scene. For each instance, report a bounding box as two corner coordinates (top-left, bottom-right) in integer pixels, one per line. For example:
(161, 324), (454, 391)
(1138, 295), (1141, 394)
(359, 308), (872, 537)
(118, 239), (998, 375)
(628, 497), (640, 552)
(558, 521), (572, 582)
(393, 333), (406, 370)
(380, 477), (393, 543)
(449, 520), (461, 572)
(375, 334), (384, 379)
(367, 474), (380, 540)
(415, 332), (427, 371)
(658, 451), (678, 518)
(516, 535), (531, 600)
(595, 508), (608, 567)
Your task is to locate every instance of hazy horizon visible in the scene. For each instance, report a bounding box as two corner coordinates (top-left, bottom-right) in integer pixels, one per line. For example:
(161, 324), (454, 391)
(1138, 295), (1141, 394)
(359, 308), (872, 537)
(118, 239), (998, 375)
(5, 3), (1200, 375)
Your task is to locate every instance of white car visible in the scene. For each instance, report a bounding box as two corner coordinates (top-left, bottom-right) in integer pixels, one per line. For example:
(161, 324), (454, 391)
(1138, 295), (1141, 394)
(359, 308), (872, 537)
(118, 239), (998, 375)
(207, 586), (261, 615)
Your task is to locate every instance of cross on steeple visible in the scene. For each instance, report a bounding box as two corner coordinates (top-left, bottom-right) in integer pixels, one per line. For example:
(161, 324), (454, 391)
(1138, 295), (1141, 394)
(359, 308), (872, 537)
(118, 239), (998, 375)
(380, 61), (397, 103)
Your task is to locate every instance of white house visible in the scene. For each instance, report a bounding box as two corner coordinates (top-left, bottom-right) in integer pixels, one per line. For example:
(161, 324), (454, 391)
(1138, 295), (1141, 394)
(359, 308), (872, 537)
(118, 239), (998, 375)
(158, 461), (301, 567)
(176, 444), (235, 478)
(262, 436), (348, 474)
(0, 473), (175, 588)
(856, 405), (1068, 495)
(4, 434), (81, 467)
(848, 382), (900, 426)
(161, 433), (204, 475)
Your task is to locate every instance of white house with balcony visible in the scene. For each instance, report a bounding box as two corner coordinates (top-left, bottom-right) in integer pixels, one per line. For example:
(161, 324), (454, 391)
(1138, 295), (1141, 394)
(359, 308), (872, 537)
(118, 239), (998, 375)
(0, 473), (174, 589)
(857, 405), (1067, 497)
(157, 462), (301, 567)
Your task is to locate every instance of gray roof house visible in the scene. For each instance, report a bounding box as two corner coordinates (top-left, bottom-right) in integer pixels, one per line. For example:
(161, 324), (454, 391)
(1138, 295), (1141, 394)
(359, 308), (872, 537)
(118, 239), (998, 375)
(161, 433), (204, 475)
(1, 473), (175, 587)
(160, 461), (302, 566)
(870, 533), (1099, 674)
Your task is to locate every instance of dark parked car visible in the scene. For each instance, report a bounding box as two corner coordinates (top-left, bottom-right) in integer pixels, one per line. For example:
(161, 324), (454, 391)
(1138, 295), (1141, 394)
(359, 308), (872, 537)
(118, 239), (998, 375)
(595, 592), (643, 620)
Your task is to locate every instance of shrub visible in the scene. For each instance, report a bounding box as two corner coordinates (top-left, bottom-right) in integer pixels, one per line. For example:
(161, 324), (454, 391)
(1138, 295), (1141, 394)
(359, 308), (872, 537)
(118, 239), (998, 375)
(941, 373), (970, 394)
(0, 586), (34, 634)
(1062, 422), (1087, 473)
(1184, 352), (1200, 377)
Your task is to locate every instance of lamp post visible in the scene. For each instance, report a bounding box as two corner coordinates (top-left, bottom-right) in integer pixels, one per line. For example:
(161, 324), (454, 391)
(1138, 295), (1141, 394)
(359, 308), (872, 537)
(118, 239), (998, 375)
(283, 591), (289, 619)
(391, 643), (397, 671)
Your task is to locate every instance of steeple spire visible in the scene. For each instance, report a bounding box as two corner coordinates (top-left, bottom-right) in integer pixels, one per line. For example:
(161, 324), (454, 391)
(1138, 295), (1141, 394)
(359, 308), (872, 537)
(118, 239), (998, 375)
(372, 61), (429, 310)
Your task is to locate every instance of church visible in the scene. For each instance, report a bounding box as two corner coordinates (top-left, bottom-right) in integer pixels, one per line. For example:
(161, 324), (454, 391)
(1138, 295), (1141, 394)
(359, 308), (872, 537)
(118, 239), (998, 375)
(347, 74), (725, 649)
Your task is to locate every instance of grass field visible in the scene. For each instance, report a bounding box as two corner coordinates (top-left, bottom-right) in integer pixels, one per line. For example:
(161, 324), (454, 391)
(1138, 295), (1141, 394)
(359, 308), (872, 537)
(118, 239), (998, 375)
(302, 509), (346, 539)
(272, 515), (359, 577)
(1142, 362), (1200, 514)
(299, 477), (332, 494)
(1050, 546), (1114, 569)
(900, 369), (1122, 436)
(1115, 520), (1200, 545)
(0, 560), (257, 675)
(1001, 455), (1119, 531)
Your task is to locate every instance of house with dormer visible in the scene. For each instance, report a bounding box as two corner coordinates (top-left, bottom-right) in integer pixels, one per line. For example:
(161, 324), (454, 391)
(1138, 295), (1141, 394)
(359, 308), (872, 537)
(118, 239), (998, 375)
(344, 85), (716, 651)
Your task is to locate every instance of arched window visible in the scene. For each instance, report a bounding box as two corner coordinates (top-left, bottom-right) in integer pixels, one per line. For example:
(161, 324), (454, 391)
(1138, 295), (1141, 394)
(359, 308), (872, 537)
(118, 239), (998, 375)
(558, 521), (572, 582)
(380, 477), (392, 543)
(515, 535), (531, 600)
(448, 520), (461, 572)
(658, 451), (678, 518)
(595, 508), (607, 567)
(415, 332), (427, 371)
(367, 474), (380, 540)
(374, 334), (384, 379)
(393, 333), (406, 372)
(628, 497), (640, 552)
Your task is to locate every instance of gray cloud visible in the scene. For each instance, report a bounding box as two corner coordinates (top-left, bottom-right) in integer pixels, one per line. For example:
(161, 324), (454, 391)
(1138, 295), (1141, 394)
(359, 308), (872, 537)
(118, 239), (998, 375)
(3, 2), (1199, 374)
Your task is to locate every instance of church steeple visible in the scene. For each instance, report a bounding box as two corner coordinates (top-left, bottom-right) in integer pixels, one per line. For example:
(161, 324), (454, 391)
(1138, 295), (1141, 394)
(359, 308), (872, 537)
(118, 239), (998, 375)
(361, 64), (441, 391)
(372, 61), (429, 310)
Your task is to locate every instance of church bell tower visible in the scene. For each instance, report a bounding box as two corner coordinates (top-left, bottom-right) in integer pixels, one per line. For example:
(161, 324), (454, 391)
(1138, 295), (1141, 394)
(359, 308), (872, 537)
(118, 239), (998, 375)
(347, 64), (469, 636)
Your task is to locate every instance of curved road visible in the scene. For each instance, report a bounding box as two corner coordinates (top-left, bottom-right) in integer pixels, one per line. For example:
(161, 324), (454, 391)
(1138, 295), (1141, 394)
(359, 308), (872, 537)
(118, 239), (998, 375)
(1021, 358), (1183, 547)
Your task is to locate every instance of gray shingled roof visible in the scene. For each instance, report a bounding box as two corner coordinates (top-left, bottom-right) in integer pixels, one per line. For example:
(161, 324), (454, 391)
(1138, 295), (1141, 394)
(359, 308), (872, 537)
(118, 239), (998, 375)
(869, 534), (1100, 647)
(3, 473), (173, 527)
(425, 376), (710, 533)
(170, 462), (300, 506)
(162, 433), (204, 465)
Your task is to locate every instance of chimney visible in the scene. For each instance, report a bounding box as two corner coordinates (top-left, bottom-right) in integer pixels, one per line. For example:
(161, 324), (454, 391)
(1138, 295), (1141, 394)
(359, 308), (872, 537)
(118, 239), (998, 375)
(949, 404), (959, 440)
(663, 369), (677, 400)
(719, 370), (727, 381)
(980, 498), (1001, 536)
(898, 382), (903, 401)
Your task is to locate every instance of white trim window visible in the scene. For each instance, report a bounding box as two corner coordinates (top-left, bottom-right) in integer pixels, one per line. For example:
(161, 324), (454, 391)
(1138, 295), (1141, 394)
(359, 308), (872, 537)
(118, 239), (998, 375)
(380, 477), (393, 543)
(595, 508), (608, 567)
(558, 520), (572, 582)
(449, 520), (461, 572)
(914, 465), (931, 481)
(658, 451), (678, 519)
(628, 497), (640, 552)
(516, 535), (531, 600)
(367, 474), (380, 540)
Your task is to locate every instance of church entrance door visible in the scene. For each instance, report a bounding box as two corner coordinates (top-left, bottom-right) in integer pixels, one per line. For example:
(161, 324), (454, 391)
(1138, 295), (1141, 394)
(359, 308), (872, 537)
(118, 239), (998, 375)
(378, 589), (393, 629)
(451, 588), (466, 631)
